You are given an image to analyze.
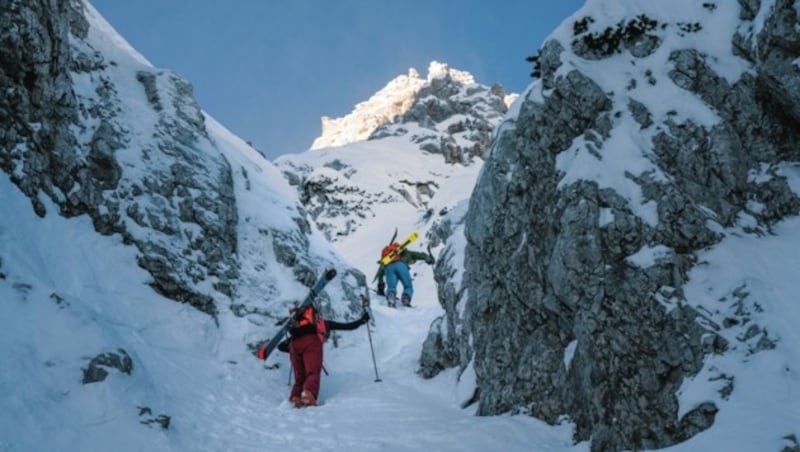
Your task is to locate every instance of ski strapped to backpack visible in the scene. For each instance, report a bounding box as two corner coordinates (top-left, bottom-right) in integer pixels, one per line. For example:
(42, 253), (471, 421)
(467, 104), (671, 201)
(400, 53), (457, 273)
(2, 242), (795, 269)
(381, 242), (402, 263)
(257, 268), (337, 362)
(373, 228), (398, 282)
(379, 231), (419, 265)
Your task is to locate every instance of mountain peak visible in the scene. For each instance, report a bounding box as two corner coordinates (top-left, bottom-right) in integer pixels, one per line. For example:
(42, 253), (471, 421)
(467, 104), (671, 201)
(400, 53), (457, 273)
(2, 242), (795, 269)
(426, 60), (475, 85)
(310, 61), (484, 151)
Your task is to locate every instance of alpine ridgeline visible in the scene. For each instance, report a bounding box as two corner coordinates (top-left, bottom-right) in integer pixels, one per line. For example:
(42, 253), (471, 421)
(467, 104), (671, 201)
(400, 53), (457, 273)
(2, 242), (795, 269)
(279, 61), (514, 242)
(420, 1), (800, 451)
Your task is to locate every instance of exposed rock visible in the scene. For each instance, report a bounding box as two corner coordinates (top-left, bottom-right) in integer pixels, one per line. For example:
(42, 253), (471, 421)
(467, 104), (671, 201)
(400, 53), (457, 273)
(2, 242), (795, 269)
(422, 2), (800, 450)
(137, 406), (171, 430)
(1, 0), (240, 318)
(82, 349), (133, 384)
(370, 62), (509, 164)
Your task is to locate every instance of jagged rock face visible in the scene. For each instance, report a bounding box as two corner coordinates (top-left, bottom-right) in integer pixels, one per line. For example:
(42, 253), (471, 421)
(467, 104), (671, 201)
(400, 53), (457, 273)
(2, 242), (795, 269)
(310, 67), (427, 150)
(310, 61), (510, 163)
(422, 1), (799, 450)
(370, 63), (510, 164)
(0, 0), (238, 317)
(281, 63), (511, 241)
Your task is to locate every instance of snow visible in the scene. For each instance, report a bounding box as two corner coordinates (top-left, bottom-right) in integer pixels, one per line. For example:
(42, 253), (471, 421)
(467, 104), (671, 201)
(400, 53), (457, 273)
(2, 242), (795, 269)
(81, 2), (152, 67)
(778, 162), (800, 195)
(598, 207), (615, 226)
(530, 0), (757, 228)
(0, 167), (586, 451)
(1, 1), (798, 451)
(753, 0), (778, 37)
(551, 0), (751, 84)
(428, 61), (475, 85)
(563, 340), (578, 370)
(555, 116), (662, 227)
(671, 216), (800, 451)
(0, 9), (583, 445)
(625, 244), (673, 268)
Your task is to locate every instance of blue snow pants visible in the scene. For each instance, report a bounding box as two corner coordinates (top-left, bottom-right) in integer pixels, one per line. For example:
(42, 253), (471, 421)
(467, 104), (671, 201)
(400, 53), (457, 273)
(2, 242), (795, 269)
(384, 261), (413, 301)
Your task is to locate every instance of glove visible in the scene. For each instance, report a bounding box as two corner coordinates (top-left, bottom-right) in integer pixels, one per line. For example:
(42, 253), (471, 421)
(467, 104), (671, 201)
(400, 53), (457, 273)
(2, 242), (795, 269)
(277, 338), (290, 353)
(426, 255), (435, 265)
(256, 341), (269, 360)
(360, 311), (370, 325)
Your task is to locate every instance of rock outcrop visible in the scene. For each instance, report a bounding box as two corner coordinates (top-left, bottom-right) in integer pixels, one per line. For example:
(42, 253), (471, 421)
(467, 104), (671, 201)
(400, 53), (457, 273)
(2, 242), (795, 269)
(370, 61), (512, 164)
(421, 1), (800, 450)
(1, 0), (238, 317)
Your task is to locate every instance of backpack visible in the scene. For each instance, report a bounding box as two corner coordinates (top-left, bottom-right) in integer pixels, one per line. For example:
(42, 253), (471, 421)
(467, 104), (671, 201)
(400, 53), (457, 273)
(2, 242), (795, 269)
(381, 242), (402, 263)
(297, 306), (328, 343)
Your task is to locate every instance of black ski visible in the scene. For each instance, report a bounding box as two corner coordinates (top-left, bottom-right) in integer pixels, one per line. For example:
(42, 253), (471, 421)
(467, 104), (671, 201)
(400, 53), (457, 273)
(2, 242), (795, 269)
(258, 268), (337, 362)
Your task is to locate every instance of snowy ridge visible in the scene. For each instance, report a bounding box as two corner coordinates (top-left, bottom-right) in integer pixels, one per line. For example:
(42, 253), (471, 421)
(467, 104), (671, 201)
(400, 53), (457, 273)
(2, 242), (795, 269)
(74, 0), (360, 319)
(280, 59), (511, 242)
(311, 61), (508, 154)
(310, 66), (427, 150)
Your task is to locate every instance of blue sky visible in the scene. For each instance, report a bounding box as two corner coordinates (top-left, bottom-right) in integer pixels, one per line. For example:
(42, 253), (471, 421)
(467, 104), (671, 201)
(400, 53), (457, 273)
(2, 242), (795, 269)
(90, 1), (584, 160)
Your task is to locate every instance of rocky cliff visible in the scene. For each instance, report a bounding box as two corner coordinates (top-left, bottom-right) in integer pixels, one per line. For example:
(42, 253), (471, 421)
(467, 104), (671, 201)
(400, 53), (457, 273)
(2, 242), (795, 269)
(420, 1), (800, 450)
(0, 0), (363, 323)
(0, 0), (241, 317)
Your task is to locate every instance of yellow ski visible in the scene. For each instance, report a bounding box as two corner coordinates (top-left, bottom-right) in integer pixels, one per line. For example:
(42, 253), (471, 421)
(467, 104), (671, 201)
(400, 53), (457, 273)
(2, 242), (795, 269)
(380, 231), (419, 265)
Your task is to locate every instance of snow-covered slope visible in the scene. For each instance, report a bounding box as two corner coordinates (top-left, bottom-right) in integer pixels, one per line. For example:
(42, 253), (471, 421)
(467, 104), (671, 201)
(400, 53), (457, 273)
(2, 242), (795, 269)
(0, 149), (585, 452)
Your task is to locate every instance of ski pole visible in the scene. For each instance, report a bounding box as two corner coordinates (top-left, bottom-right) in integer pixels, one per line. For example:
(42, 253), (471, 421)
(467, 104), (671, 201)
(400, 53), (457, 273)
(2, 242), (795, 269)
(360, 294), (381, 382)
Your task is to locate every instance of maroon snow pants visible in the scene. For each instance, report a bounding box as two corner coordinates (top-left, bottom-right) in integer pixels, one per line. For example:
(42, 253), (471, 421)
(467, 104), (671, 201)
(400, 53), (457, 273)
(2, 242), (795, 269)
(289, 334), (323, 400)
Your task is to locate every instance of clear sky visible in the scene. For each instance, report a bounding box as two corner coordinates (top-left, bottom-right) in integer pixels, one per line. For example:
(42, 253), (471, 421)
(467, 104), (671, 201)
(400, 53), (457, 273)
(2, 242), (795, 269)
(89, 1), (584, 160)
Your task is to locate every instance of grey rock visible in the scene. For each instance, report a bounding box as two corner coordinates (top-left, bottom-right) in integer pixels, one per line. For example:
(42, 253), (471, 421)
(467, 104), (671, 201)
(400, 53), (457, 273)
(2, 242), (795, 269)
(82, 349), (133, 384)
(1, 0), (239, 318)
(370, 69), (508, 164)
(423, 2), (800, 450)
(137, 406), (171, 430)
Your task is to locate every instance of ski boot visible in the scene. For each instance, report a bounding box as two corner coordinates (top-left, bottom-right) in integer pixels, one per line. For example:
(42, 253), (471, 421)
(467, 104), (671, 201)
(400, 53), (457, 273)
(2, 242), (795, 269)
(300, 390), (317, 407)
(386, 292), (397, 308)
(289, 395), (303, 408)
(401, 294), (411, 307)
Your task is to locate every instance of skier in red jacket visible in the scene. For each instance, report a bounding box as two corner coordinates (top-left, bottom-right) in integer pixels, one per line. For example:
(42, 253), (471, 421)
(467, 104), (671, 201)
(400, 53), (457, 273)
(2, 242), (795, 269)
(269, 304), (370, 407)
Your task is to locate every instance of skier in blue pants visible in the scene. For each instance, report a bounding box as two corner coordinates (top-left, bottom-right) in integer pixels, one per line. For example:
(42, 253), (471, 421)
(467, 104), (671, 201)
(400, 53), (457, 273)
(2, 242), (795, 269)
(377, 247), (434, 307)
